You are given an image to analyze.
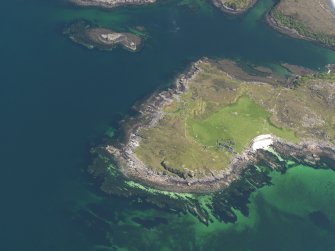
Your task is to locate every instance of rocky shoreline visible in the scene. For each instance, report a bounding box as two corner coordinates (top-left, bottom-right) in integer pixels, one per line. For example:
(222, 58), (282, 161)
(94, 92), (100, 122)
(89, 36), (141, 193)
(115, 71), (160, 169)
(103, 59), (335, 193)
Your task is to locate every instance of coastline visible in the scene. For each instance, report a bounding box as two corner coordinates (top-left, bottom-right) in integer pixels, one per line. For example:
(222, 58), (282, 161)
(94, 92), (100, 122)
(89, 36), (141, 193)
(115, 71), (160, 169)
(69, 0), (256, 14)
(103, 59), (335, 193)
(265, 11), (335, 51)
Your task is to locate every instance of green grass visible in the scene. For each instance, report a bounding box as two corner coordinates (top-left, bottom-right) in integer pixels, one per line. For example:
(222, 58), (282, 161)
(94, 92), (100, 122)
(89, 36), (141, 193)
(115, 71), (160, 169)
(188, 96), (297, 152)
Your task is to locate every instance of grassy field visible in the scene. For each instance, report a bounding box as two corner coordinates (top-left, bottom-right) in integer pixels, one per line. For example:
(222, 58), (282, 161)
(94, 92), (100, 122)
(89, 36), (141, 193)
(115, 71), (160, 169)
(272, 0), (335, 48)
(221, 0), (253, 11)
(188, 96), (297, 152)
(135, 61), (335, 177)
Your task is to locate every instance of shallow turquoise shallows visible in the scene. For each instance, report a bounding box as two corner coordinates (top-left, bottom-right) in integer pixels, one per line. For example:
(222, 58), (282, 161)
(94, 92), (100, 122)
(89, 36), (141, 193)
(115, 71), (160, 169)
(1, 0), (335, 250)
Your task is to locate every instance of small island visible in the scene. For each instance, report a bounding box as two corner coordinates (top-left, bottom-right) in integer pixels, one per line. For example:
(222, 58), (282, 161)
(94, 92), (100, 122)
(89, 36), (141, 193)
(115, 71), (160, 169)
(103, 59), (335, 193)
(70, 0), (156, 8)
(64, 21), (143, 52)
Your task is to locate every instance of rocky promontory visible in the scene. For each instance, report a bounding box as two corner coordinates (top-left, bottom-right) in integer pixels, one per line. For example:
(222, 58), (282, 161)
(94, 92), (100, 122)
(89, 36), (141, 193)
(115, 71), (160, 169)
(70, 0), (156, 8)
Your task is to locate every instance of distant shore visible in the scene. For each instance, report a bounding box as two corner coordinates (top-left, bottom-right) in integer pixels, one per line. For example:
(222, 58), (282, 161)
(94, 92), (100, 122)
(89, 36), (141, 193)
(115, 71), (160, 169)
(104, 60), (335, 193)
(63, 20), (143, 52)
(70, 0), (257, 14)
(70, 0), (156, 8)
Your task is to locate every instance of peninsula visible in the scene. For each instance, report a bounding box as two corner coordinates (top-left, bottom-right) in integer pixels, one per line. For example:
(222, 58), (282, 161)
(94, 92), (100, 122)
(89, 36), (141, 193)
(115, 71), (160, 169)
(104, 59), (335, 193)
(64, 21), (142, 52)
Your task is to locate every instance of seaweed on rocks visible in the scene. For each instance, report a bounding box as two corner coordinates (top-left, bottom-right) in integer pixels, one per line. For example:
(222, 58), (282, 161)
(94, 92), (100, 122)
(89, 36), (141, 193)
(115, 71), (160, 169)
(211, 150), (287, 223)
(272, 141), (335, 171)
(89, 139), (335, 225)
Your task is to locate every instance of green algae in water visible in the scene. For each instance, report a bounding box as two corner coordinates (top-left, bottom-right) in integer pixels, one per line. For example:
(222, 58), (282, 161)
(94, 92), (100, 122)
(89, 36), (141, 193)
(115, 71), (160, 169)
(243, 0), (274, 25)
(104, 127), (116, 138)
(125, 180), (194, 200)
(80, 160), (335, 250)
(262, 165), (335, 222)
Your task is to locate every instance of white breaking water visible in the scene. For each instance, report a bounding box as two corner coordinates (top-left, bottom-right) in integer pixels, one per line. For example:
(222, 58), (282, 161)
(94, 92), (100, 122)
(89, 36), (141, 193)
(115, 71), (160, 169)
(331, 0), (335, 10)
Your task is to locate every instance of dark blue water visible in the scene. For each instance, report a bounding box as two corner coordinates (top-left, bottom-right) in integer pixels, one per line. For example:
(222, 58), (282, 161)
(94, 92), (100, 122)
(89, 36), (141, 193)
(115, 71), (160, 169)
(1, 0), (335, 250)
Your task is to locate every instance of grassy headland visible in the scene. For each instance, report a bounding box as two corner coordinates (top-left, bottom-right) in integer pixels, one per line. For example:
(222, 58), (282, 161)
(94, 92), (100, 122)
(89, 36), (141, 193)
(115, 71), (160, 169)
(134, 60), (335, 178)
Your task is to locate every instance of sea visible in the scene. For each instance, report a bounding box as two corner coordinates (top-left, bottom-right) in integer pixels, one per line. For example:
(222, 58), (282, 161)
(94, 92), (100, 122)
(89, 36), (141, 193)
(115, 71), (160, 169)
(1, 0), (335, 250)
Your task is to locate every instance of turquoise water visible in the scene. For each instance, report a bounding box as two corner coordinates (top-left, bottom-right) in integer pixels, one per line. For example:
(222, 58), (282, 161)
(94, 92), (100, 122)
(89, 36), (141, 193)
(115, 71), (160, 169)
(96, 166), (335, 251)
(1, 0), (335, 250)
